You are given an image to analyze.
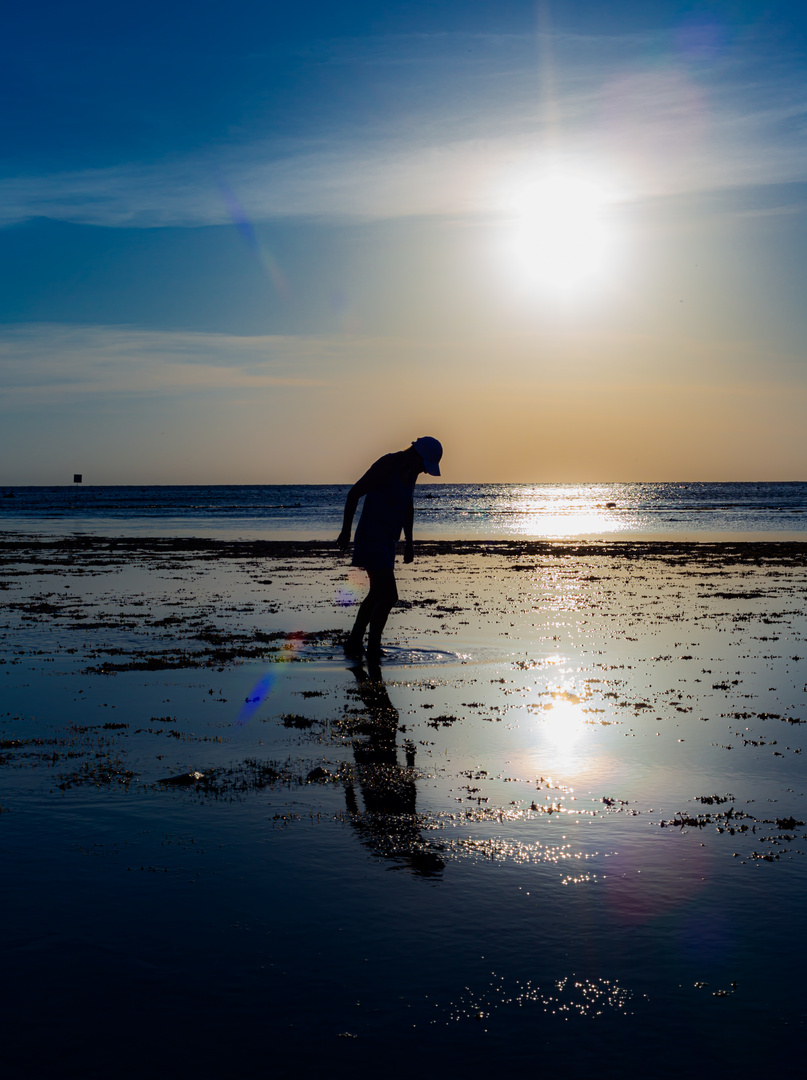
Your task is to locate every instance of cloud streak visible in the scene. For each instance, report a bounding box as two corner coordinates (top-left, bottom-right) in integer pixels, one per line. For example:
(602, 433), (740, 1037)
(0, 324), (330, 406)
(2, 31), (807, 229)
(3, 318), (803, 407)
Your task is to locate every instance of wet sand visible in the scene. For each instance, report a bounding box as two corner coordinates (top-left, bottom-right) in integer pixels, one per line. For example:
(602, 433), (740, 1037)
(2, 534), (807, 1077)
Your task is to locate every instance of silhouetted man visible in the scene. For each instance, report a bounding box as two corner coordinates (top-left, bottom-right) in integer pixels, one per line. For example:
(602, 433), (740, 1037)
(337, 436), (442, 658)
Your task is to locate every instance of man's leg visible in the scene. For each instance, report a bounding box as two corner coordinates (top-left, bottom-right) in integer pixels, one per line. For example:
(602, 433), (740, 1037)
(345, 583), (374, 653)
(345, 567), (398, 655)
(366, 567), (398, 655)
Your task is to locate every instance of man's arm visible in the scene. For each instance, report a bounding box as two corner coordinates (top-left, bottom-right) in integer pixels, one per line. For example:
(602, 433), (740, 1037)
(403, 499), (414, 563)
(336, 456), (390, 549)
(337, 485), (362, 549)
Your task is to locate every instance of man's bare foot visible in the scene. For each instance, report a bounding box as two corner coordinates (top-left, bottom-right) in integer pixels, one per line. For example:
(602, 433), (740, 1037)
(365, 653), (383, 680)
(344, 635), (364, 657)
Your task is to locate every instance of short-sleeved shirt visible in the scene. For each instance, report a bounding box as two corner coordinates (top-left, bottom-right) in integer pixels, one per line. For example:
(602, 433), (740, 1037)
(351, 452), (416, 571)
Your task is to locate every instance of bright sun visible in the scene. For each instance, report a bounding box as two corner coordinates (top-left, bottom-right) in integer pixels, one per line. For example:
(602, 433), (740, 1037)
(499, 167), (618, 298)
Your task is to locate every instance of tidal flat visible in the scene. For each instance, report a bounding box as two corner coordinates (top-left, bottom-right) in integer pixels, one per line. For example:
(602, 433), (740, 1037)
(2, 535), (807, 1077)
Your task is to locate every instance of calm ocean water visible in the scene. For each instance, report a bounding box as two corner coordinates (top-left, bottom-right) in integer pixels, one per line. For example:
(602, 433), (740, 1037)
(1, 481), (806, 539)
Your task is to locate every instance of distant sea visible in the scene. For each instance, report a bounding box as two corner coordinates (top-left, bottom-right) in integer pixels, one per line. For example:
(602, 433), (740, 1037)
(2, 482), (806, 541)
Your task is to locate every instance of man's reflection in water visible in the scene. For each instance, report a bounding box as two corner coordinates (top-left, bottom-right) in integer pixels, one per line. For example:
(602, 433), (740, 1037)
(344, 661), (445, 877)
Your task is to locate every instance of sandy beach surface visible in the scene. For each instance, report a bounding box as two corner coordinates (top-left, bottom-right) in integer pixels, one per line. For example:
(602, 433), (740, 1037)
(2, 534), (807, 1076)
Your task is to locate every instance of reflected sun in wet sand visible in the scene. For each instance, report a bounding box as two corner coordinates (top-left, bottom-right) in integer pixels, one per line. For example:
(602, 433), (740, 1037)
(542, 695), (588, 759)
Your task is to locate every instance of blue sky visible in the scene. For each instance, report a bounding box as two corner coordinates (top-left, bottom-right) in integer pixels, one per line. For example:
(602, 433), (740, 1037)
(2, 1), (807, 482)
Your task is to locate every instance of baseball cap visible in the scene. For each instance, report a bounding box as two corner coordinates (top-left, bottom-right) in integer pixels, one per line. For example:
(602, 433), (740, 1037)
(412, 436), (443, 476)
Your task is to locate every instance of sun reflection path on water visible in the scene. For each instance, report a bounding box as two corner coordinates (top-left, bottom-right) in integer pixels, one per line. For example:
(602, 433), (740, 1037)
(502, 487), (635, 537)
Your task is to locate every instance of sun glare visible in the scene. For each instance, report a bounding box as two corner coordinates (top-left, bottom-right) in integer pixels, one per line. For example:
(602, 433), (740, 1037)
(543, 696), (587, 757)
(498, 166), (619, 298)
(507, 488), (630, 538)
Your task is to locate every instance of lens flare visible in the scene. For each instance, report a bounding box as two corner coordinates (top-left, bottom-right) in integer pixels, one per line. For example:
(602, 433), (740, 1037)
(337, 568), (366, 607)
(234, 632), (306, 726)
(236, 671), (276, 726)
(218, 180), (288, 299)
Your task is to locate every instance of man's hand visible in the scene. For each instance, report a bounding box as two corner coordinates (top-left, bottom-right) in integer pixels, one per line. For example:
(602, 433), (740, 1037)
(337, 529), (351, 551)
(403, 539), (414, 564)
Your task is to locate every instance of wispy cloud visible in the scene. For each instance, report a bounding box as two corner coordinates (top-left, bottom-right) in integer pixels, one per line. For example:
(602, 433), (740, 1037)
(3, 319), (801, 407)
(0, 324), (330, 406)
(1, 31), (806, 228)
